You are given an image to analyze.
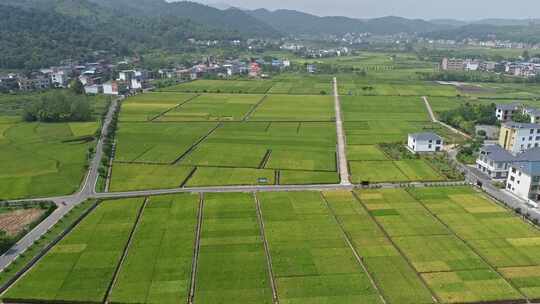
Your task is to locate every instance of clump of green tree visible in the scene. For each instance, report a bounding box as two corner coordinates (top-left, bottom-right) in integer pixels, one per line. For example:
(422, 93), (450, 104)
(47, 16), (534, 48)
(22, 91), (92, 122)
(512, 112), (531, 123)
(439, 103), (497, 135)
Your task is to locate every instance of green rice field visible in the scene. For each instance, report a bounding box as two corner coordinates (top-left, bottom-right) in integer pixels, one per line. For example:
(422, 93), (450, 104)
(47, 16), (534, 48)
(6, 188), (536, 303)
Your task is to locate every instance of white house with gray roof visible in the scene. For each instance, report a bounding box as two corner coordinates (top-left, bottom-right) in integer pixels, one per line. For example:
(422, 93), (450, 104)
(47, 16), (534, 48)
(506, 148), (540, 203)
(476, 145), (515, 180)
(407, 132), (443, 153)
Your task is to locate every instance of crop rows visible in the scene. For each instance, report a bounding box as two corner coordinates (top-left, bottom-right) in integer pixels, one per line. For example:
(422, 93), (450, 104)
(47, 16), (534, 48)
(5, 188), (540, 303)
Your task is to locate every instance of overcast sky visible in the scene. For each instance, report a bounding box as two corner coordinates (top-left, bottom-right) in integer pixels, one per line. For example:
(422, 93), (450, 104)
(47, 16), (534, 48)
(190, 0), (540, 20)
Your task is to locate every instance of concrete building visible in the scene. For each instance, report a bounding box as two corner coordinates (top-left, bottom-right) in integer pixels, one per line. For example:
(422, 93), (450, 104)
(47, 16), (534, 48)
(441, 57), (465, 71)
(499, 122), (540, 154)
(476, 145), (515, 180)
(84, 84), (103, 95)
(495, 103), (520, 122)
(407, 132), (443, 153)
(506, 148), (540, 203)
(103, 81), (126, 95)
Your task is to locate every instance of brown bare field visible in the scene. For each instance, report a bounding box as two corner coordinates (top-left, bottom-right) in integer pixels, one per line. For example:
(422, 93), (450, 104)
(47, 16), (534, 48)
(0, 208), (45, 236)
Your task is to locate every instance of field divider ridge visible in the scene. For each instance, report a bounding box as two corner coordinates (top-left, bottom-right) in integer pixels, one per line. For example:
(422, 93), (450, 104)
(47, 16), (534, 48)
(351, 191), (442, 303)
(188, 193), (204, 304)
(320, 192), (388, 304)
(242, 95), (268, 121)
(258, 150), (272, 169)
(172, 122), (223, 165)
(149, 94), (201, 121)
(103, 197), (149, 304)
(404, 188), (531, 303)
(180, 167), (198, 188)
(0, 201), (101, 296)
(253, 193), (280, 304)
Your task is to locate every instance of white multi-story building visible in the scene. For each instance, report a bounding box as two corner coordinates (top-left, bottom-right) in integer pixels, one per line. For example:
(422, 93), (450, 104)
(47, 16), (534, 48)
(476, 145), (515, 180)
(499, 122), (540, 154)
(407, 132), (443, 153)
(506, 148), (540, 203)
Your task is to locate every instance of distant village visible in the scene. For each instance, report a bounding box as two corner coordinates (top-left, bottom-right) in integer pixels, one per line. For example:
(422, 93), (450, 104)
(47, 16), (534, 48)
(440, 57), (540, 78)
(0, 56), (294, 95)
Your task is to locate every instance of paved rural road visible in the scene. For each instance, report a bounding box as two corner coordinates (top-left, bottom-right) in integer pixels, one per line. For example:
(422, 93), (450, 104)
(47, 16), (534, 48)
(334, 78), (351, 185)
(0, 97), (121, 272)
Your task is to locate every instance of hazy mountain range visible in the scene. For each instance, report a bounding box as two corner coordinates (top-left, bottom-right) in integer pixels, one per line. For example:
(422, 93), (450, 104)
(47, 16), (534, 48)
(2, 0), (540, 69)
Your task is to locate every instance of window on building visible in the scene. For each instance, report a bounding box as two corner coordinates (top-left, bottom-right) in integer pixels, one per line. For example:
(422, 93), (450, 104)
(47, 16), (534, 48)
(531, 129), (534, 134)
(533, 176), (540, 183)
(510, 176), (515, 181)
(530, 137), (533, 141)
(436, 140), (441, 144)
(428, 144), (432, 149)
(512, 168), (517, 173)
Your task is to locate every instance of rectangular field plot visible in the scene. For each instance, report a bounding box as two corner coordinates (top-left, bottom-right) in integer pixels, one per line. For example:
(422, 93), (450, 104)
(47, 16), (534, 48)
(180, 122), (337, 173)
(422, 270), (522, 304)
(344, 121), (440, 145)
(350, 159), (443, 183)
(341, 96), (429, 122)
(349, 161), (408, 183)
(110, 194), (198, 304)
(186, 167), (276, 187)
(347, 145), (388, 161)
(322, 191), (436, 304)
(408, 186), (540, 300)
(394, 160), (444, 181)
(158, 94), (264, 121)
(267, 80), (332, 95)
(339, 82), (458, 97)
(162, 80), (274, 94)
(3, 198), (144, 303)
(119, 92), (197, 121)
(249, 95), (334, 121)
(195, 193), (273, 304)
(0, 122), (98, 199)
(114, 122), (218, 163)
(279, 170), (339, 185)
(258, 191), (384, 304)
(109, 163), (194, 191)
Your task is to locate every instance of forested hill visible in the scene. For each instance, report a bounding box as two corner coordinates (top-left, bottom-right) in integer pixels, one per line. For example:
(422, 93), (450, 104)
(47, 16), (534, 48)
(86, 0), (281, 38)
(246, 9), (449, 36)
(0, 0), (279, 69)
(424, 24), (540, 44)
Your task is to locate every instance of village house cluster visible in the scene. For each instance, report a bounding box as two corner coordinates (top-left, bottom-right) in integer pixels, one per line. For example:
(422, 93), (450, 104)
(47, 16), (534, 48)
(476, 103), (540, 205)
(0, 55), (293, 95)
(441, 57), (540, 78)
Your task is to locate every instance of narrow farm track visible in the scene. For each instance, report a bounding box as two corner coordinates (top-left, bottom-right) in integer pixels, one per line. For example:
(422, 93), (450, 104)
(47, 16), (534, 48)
(351, 192), (442, 304)
(422, 96), (472, 139)
(320, 193), (388, 304)
(253, 193), (279, 304)
(149, 94), (201, 121)
(103, 197), (149, 304)
(188, 194), (204, 304)
(333, 77), (351, 185)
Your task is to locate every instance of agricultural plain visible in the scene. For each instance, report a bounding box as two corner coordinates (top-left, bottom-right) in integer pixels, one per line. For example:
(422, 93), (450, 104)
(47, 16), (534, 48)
(5, 188), (538, 303)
